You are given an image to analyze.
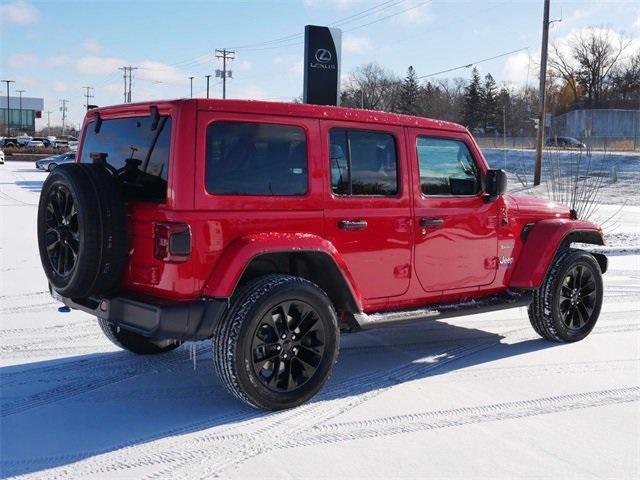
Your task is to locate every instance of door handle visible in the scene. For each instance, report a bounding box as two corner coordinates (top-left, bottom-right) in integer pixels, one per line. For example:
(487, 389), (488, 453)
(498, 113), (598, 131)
(338, 219), (368, 230)
(419, 218), (444, 228)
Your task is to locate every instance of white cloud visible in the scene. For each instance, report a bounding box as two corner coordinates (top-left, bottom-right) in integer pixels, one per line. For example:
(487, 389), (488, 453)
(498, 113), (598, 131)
(7, 52), (38, 69)
(235, 60), (252, 72)
(138, 61), (187, 86)
(48, 55), (70, 67)
(633, 15), (640, 28)
(390, 0), (432, 26)
(291, 61), (304, 76)
(52, 81), (69, 92)
(232, 86), (270, 100)
(342, 35), (371, 54)
(0, 1), (39, 25)
(75, 56), (124, 75)
(502, 51), (533, 84)
(82, 39), (103, 53)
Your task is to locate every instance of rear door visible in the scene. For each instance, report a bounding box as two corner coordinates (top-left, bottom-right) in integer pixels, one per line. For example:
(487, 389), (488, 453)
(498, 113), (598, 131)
(408, 128), (498, 293)
(321, 121), (412, 300)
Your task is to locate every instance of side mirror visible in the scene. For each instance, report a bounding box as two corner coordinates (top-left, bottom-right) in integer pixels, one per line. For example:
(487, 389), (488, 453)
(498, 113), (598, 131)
(485, 169), (507, 198)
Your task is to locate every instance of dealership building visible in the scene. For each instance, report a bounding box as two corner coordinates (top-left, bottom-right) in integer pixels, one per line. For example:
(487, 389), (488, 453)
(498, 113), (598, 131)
(0, 95), (44, 135)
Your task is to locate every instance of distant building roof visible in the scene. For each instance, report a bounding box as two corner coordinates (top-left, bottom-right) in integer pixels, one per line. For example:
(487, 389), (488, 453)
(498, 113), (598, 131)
(0, 96), (44, 111)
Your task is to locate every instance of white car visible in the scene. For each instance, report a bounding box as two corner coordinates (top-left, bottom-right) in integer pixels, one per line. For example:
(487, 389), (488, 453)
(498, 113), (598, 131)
(26, 140), (45, 148)
(16, 135), (32, 146)
(0, 149), (4, 165)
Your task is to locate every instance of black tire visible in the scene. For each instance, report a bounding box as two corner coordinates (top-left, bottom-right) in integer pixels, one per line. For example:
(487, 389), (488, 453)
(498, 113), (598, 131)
(47, 163), (57, 172)
(528, 248), (603, 342)
(213, 274), (339, 410)
(97, 318), (181, 355)
(37, 163), (128, 298)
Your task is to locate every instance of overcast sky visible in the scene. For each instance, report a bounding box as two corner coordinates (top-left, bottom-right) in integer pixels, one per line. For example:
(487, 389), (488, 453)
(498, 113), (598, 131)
(1, 0), (638, 130)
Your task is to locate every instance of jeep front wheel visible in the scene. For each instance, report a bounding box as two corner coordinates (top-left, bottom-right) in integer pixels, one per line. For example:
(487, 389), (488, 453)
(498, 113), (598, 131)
(528, 248), (603, 342)
(213, 275), (339, 410)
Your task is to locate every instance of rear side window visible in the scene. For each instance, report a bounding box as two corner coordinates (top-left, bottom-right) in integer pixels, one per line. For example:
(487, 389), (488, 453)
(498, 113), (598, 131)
(416, 137), (480, 196)
(206, 122), (308, 196)
(80, 115), (171, 202)
(330, 129), (398, 196)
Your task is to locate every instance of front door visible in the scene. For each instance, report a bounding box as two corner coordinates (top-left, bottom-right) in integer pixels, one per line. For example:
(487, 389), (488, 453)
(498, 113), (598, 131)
(409, 129), (498, 293)
(322, 122), (412, 300)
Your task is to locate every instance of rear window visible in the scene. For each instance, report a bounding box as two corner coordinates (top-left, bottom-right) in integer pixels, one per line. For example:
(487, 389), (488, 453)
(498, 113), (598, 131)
(205, 121), (308, 196)
(80, 115), (171, 202)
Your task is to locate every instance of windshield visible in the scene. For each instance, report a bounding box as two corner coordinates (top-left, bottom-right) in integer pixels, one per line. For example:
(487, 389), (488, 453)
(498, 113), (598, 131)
(80, 115), (171, 202)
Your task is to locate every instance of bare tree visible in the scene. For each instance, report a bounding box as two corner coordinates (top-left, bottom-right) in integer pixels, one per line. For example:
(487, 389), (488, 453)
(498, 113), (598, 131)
(549, 42), (581, 103)
(341, 63), (400, 111)
(571, 28), (632, 104)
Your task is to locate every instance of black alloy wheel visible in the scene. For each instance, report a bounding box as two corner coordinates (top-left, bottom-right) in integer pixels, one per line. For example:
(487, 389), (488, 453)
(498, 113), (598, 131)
(44, 184), (79, 278)
(250, 300), (326, 393)
(558, 264), (598, 331)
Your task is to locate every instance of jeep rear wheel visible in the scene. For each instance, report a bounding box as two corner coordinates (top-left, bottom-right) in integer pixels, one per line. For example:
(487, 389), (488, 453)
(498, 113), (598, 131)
(213, 275), (339, 410)
(97, 318), (181, 355)
(528, 248), (603, 342)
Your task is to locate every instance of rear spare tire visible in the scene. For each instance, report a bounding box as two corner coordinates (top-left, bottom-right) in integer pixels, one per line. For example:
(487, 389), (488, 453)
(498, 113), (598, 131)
(37, 163), (128, 298)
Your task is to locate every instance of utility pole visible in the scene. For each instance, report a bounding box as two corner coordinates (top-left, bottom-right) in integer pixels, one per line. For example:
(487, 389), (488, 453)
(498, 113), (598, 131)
(534, 0), (550, 186)
(119, 67), (127, 103)
(189, 76), (194, 98)
(45, 110), (52, 135)
(128, 67), (138, 103)
(1, 79), (15, 136)
(59, 99), (68, 136)
(215, 49), (235, 99)
(16, 89), (25, 132)
(118, 66), (138, 103)
(82, 86), (94, 110)
(205, 75), (212, 99)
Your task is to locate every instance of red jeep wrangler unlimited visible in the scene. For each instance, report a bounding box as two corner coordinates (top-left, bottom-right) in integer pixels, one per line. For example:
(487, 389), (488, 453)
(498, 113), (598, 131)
(37, 99), (606, 410)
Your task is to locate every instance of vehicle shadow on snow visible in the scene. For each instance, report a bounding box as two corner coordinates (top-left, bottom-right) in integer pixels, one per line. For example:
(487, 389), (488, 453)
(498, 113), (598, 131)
(14, 180), (44, 192)
(0, 318), (556, 477)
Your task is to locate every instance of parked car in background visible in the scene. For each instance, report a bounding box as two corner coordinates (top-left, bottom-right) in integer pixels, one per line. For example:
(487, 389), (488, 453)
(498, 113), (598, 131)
(16, 135), (32, 147)
(31, 137), (52, 147)
(26, 139), (45, 148)
(1, 137), (18, 147)
(546, 136), (586, 149)
(52, 139), (69, 149)
(35, 152), (76, 171)
(0, 149), (4, 165)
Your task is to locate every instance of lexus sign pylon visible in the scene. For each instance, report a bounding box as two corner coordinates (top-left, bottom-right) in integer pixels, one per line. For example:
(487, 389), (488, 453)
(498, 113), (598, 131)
(303, 25), (342, 106)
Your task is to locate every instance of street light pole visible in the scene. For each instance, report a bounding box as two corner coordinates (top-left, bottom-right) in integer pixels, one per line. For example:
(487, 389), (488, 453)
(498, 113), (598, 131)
(189, 76), (194, 98)
(1, 79), (15, 136)
(16, 90), (25, 132)
(205, 75), (211, 99)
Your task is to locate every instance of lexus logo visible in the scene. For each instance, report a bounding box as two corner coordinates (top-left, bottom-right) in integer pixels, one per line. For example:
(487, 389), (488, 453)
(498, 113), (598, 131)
(315, 49), (332, 63)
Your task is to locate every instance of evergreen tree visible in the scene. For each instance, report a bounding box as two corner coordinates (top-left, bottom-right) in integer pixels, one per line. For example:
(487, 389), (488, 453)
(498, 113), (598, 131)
(398, 66), (420, 115)
(463, 68), (483, 129)
(481, 73), (499, 131)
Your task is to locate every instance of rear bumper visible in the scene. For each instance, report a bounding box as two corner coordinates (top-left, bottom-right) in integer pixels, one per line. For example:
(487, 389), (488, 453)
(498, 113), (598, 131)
(54, 289), (227, 341)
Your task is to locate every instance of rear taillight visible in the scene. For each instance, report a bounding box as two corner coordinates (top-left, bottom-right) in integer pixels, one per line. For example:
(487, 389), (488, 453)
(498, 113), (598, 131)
(154, 222), (191, 262)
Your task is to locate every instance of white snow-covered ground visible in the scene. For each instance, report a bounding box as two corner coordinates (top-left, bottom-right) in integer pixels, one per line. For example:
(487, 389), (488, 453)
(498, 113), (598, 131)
(1, 160), (639, 479)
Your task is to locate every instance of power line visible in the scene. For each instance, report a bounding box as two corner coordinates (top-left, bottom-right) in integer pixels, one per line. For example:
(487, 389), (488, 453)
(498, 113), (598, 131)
(416, 47), (530, 79)
(119, 66), (138, 103)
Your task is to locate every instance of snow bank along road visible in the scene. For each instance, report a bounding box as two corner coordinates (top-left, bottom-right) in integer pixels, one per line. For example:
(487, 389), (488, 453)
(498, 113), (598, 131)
(1, 161), (639, 479)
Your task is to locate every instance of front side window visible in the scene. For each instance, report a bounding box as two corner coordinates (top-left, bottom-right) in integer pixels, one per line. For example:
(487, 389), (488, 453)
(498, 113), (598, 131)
(417, 137), (480, 196)
(206, 122), (308, 196)
(330, 129), (398, 196)
(80, 115), (171, 202)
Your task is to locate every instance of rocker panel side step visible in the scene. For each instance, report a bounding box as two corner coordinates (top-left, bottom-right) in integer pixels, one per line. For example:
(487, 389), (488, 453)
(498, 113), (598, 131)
(354, 290), (533, 330)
